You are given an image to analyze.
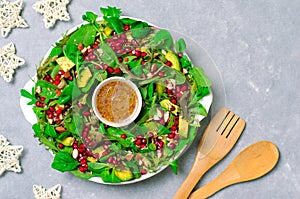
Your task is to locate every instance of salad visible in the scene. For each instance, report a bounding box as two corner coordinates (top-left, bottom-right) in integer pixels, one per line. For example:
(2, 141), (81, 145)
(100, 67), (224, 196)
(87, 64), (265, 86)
(20, 6), (212, 183)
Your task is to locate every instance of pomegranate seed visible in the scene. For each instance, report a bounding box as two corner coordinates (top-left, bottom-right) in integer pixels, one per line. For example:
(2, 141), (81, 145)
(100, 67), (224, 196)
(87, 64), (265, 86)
(141, 52), (147, 57)
(168, 133), (175, 139)
(158, 72), (165, 77)
(84, 56), (90, 61)
(82, 131), (88, 138)
(171, 99), (177, 104)
(81, 159), (87, 165)
(137, 135), (144, 139)
(58, 143), (64, 149)
(140, 144), (146, 149)
(181, 85), (187, 91)
(78, 148), (85, 153)
(49, 106), (54, 112)
(94, 65), (101, 70)
(35, 101), (41, 107)
(54, 79), (60, 85)
(107, 156), (113, 163)
(114, 68), (121, 74)
(107, 67), (114, 73)
(141, 138), (147, 144)
(141, 169), (147, 175)
(49, 78), (54, 83)
(170, 106), (175, 111)
(141, 60), (146, 65)
(48, 113), (54, 119)
(174, 120), (179, 126)
(165, 61), (172, 66)
(112, 159), (118, 165)
(56, 109), (62, 115)
(166, 89), (173, 94)
(168, 143), (176, 149)
(135, 50), (141, 57)
(77, 103), (83, 109)
(178, 53), (183, 58)
(68, 76), (73, 81)
(58, 70), (65, 75)
(159, 119), (165, 125)
(118, 57), (123, 62)
(77, 43), (84, 51)
(88, 141), (95, 147)
(105, 141), (110, 145)
(102, 151), (108, 157)
(120, 134), (127, 139)
(89, 53), (97, 61)
(135, 139), (142, 146)
(124, 24), (130, 31)
(79, 165), (88, 172)
(55, 74), (61, 80)
(83, 111), (91, 116)
(171, 125), (177, 131)
(40, 97), (46, 101)
(174, 134), (180, 140)
(176, 86), (181, 93)
(176, 92), (183, 98)
(92, 44), (98, 49)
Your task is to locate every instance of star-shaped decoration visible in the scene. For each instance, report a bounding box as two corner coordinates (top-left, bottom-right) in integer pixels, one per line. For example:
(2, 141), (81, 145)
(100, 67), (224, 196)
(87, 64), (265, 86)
(0, 0), (28, 37)
(0, 135), (23, 175)
(0, 42), (25, 82)
(33, 184), (62, 199)
(32, 0), (71, 28)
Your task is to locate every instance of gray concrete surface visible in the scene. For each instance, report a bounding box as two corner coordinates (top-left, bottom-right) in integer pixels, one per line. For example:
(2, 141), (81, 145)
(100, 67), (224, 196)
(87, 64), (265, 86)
(0, 0), (299, 198)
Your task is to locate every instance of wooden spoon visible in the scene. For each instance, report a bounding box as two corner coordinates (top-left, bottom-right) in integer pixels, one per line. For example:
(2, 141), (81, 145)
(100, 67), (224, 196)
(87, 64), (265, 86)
(189, 141), (279, 199)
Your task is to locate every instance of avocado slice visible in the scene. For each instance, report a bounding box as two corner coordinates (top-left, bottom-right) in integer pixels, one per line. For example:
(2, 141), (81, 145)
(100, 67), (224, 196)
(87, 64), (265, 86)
(115, 169), (134, 181)
(77, 67), (92, 88)
(160, 99), (179, 115)
(165, 51), (181, 71)
(56, 56), (75, 72)
(178, 117), (189, 139)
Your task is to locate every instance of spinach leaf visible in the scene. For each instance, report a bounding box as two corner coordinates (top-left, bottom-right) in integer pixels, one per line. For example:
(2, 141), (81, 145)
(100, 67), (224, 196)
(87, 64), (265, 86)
(45, 124), (58, 138)
(153, 29), (173, 49)
(51, 151), (80, 172)
(88, 162), (110, 173)
(50, 47), (63, 58)
(67, 24), (97, 47)
(175, 38), (186, 53)
(98, 42), (118, 67)
(100, 6), (122, 18)
(131, 23), (151, 39)
(189, 67), (212, 88)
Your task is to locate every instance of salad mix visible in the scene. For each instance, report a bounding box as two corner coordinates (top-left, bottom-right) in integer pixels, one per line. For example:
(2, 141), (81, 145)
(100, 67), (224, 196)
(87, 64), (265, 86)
(21, 7), (212, 183)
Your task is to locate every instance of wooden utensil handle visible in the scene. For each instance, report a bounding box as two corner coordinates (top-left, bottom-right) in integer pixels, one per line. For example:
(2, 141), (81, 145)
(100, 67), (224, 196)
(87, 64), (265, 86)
(189, 165), (239, 199)
(173, 159), (214, 199)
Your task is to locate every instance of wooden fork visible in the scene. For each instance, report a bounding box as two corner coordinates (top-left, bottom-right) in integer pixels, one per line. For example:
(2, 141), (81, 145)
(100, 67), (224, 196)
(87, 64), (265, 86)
(173, 108), (245, 199)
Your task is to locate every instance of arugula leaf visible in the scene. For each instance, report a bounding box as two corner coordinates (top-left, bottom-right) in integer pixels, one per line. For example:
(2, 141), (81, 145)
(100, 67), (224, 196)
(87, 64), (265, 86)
(175, 38), (186, 53)
(51, 151), (80, 172)
(20, 88), (37, 105)
(100, 7), (123, 34)
(170, 159), (178, 175)
(33, 106), (46, 119)
(82, 11), (98, 24)
(153, 30), (173, 49)
(100, 7), (122, 18)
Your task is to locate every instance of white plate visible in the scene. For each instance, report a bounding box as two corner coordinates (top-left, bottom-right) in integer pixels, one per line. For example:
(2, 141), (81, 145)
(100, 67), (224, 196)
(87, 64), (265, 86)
(20, 16), (214, 185)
